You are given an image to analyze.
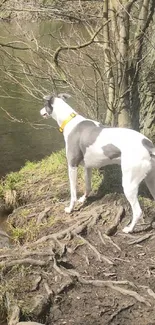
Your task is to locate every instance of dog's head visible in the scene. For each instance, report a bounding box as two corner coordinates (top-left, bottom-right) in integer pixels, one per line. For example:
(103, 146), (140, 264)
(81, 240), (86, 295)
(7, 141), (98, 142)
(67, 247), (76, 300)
(40, 93), (71, 119)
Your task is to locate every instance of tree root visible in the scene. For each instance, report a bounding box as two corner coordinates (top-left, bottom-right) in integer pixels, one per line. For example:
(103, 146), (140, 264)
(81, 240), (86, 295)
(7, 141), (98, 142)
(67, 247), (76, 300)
(7, 304), (20, 325)
(77, 277), (150, 306)
(53, 257), (69, 277)
(108, 303), (134, 324)
(128, 233), (153, 245)
(77, 234), (113, 265)
(105, 206), (125, 236)
(56, 279), (74, 295)
(147, 288), (155, 300)
(0, 258), (46, 271)
(36, 206), (51, 224)
(98, 230), (121, 251)
(26, 215), (91, 248)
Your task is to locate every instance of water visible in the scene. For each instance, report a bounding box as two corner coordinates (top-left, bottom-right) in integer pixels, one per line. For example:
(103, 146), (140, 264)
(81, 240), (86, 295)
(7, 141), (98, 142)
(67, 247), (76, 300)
(0, 20), (67, 177)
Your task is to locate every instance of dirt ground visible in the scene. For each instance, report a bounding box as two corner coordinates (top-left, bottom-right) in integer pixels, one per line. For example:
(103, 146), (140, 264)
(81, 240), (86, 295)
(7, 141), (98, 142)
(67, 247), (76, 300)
(1, 183), (155, 325)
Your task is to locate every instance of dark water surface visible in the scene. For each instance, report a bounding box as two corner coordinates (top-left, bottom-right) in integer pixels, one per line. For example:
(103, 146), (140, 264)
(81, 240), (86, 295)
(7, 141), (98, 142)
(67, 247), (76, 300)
(0, 20), (67, 177)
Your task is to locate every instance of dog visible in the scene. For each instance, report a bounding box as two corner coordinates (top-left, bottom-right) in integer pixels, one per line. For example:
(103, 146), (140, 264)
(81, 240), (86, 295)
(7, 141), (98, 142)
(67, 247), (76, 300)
(40, 93), (155, 233)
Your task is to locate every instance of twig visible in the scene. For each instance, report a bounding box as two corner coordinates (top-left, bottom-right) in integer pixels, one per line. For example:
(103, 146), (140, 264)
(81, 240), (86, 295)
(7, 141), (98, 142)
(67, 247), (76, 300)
(54, 21), (111, 65)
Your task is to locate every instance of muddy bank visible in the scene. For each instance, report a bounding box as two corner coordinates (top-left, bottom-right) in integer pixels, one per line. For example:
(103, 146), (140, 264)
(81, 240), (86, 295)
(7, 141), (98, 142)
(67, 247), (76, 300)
(0, 151), (155, 324)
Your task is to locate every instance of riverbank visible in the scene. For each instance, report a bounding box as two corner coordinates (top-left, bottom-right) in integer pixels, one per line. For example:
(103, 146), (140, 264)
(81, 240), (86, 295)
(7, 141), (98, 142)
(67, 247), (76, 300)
(1, 150), (155, 324)
(0, 0), (103, 22)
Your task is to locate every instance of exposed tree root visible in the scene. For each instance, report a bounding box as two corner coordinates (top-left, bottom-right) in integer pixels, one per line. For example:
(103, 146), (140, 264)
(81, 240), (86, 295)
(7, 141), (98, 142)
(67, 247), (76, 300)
(105, 206), (125, 236)
(128, 233), (153, 245)
(98, 230), (121, 251)
(147, 288), (155, 300)
(77, 277), (150, 306)
(108, 303), (134, 324)
(77, 234), (113, 265)
(56, 279), (74, 295)
(0, 258), (46, 271)
(7, 304), (20, 325)
(36, 206), (51, 224)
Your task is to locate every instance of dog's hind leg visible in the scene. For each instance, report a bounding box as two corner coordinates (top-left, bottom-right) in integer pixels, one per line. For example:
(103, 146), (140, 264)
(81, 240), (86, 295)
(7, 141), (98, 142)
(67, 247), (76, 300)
(78, 167), (92, 203)
(65, 165), (77, 213)
(121, 159), (151, 233)
(145, 160), (155, 199)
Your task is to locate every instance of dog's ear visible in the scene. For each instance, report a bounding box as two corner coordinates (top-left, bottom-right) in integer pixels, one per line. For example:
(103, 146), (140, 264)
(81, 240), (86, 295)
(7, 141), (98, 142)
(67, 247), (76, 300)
(43, 94), (54, 106)
(58, 93), (71, 101)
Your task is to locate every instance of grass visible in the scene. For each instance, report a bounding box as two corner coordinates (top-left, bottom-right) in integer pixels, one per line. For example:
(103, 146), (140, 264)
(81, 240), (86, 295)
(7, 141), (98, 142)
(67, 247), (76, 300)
(0, 149), (103, 203)
(0, 150), (67, 199)
(0, 149), (104, 244)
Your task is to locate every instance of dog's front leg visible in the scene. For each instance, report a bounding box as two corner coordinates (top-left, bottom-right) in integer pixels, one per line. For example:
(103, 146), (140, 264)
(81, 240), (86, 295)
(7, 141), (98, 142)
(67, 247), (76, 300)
(78, 167), (92, 203)
(65, 165), (77, 213)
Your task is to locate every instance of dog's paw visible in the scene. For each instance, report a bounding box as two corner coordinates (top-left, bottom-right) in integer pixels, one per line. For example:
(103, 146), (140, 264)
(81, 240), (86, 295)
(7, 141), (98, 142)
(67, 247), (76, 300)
(122, 225), (133, 233)
(65, 207), (72, 214)
(78, 195), (86, 204)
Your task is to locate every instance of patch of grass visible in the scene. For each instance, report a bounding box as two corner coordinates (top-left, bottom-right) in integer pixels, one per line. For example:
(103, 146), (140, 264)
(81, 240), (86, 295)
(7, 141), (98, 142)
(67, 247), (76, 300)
(2, 172), (24, 192)
(11, 227), (27, 242)
(47, 215), (57, 226)
(0, 150), (67, 199)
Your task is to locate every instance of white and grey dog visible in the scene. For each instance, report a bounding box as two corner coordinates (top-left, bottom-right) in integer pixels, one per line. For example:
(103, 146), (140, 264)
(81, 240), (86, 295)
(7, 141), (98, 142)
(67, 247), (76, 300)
(40, 93), (155, 233)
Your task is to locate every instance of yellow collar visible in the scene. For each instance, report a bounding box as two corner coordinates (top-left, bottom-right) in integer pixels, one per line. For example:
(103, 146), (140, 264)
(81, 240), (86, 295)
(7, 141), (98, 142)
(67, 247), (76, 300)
(59, 113), (77, 132)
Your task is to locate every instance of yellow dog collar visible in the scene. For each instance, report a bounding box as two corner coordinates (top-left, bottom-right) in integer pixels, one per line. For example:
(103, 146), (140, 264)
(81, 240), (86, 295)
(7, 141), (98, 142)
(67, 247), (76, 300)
(59, 113), (77, 132)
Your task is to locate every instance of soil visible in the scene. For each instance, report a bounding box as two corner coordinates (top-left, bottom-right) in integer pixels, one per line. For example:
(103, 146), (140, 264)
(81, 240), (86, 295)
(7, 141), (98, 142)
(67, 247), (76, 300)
(1, 178), (155, 325)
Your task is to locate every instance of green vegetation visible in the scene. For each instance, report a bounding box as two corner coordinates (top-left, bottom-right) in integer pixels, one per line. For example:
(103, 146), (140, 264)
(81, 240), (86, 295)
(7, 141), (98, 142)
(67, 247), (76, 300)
(0, 149), (102, 202)
(0, 149), (103, 244)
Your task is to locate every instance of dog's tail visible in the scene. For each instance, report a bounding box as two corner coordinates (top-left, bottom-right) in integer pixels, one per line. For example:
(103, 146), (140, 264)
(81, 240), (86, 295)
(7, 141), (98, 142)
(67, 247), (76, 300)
(142, 138), (155, 157)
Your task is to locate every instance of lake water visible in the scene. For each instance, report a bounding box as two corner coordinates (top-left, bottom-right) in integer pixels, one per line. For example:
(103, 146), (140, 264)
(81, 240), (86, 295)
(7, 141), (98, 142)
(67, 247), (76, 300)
(0, 19), (106, 179)
(0, 20), (68, 177)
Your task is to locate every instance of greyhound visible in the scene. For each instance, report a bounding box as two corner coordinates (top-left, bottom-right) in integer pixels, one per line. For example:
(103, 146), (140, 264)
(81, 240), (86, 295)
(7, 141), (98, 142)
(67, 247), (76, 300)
(40, 93), (155, 233)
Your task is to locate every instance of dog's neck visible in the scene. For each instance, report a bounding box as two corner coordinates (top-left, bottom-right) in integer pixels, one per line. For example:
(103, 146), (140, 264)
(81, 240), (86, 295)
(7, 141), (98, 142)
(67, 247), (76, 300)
(52, 98), (77, 127)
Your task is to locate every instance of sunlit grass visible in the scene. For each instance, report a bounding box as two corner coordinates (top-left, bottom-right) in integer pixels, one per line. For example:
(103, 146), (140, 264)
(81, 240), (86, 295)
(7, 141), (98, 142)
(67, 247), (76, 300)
(0, 149), (103, 202)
